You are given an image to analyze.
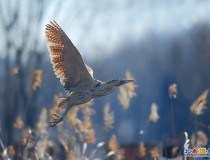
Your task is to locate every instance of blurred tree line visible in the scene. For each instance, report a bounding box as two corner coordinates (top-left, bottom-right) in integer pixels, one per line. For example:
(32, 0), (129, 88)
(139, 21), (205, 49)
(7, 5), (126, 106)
(0, 0), (48, 143)
(0, 0), (210, 146)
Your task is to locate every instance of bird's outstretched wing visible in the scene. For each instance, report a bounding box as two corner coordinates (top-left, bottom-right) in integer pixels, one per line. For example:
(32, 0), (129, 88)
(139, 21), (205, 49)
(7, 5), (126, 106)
(45, 21), (94, 91)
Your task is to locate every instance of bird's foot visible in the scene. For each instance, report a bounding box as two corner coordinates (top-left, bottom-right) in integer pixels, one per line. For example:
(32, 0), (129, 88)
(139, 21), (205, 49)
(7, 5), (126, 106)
(49, 114), (64, 127)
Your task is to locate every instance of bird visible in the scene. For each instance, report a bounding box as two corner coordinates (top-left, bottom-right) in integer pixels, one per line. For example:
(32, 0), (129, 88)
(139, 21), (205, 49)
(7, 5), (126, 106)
(45, 21), (135, 127)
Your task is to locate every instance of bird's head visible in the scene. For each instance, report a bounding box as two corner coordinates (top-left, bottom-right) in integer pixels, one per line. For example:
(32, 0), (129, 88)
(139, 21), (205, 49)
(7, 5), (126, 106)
(107, 79), (135, 87)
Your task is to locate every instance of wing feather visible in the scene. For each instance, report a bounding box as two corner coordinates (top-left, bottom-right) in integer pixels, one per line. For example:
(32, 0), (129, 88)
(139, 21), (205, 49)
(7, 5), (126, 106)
(45, 21), (94, 91)
(85, 64), (94, 78)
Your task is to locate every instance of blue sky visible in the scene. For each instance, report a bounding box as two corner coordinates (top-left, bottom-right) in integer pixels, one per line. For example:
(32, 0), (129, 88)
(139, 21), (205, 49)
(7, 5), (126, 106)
(1, 0), (210, 60)
(41, 0), (210, 60)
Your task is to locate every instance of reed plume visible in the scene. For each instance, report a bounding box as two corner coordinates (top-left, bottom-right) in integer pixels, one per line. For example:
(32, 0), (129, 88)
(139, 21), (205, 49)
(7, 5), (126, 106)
(190, 89), (209, 115)
(138, 142), (146, 158)
(149, 103), (159, 122)
(67, 107), (79, 129)
(32, 69), (42, 90)
(13, 116), (24, 129)
(169, 83), (177, 99)
(118, 70), (137, 110)
(81, 102), (95, 144)
(150, 147), (159, 159)
(103, 103), (114, 131)
(171, 146), (178, 157)
(10, 67), (19, 76)
(191, 130), (208, 147)
(36, 108), (49, 158)
(8, 145), (15, 157)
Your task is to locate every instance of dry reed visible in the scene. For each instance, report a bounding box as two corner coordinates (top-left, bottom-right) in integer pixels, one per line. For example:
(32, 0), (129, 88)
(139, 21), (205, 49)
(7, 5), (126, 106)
(169, 83), (177, 99)
(118, 70), (137, 110)
(103, 103), (114, 131)
(10, 67), (19, 76)
(190, 89), (209, 115)
(149, 103), (159, 122)
(13, 116), (24, 129)
(32, 69), (42, 90)
(138, 142), (146, 158)
(150, 147), (159, 159)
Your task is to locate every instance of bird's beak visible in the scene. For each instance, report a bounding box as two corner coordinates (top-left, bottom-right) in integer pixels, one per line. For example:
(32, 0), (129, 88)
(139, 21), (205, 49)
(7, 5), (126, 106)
(118, 79), (135, 86)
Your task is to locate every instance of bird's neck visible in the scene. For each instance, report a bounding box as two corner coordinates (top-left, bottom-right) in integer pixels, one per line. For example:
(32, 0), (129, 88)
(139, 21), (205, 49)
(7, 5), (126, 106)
(91, 82), (115, 98)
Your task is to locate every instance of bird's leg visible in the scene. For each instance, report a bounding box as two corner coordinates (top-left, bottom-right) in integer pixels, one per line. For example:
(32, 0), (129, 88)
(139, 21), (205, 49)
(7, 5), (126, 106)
(49, 92), (90, 127)
(49, 103), (73, 127)
(58, 97), (71, 109)
(58, 93), (83, 109)
(49, 114), (64, 127)
(51, 114), (62, 121)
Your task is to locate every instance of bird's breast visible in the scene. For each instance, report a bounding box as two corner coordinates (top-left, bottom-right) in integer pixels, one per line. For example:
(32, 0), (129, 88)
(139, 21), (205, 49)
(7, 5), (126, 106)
(90, 87), (113, 99)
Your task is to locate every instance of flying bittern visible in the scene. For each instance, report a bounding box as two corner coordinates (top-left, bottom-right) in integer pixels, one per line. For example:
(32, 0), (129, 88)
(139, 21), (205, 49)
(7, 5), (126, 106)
(45, 21), (134, 126)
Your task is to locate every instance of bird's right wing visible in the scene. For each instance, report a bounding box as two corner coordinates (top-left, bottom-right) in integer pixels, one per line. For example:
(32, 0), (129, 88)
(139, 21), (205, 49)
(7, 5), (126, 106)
(45, 21), (94, 91)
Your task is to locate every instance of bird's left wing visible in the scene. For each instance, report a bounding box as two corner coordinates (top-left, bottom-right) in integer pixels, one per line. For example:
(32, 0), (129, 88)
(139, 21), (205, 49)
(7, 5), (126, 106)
(45, 21), (94, 91)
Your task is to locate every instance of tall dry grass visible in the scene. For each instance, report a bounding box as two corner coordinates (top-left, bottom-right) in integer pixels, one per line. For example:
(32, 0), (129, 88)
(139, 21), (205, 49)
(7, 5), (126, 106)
(0, 69), (210, 160)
